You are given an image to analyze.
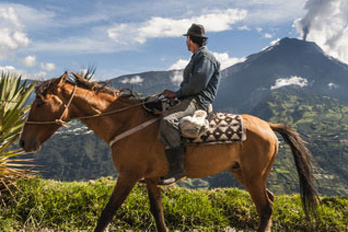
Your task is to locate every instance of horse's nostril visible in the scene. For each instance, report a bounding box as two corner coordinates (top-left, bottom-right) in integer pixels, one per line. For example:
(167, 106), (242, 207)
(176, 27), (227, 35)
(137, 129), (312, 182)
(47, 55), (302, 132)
(19, 138), (25, 148)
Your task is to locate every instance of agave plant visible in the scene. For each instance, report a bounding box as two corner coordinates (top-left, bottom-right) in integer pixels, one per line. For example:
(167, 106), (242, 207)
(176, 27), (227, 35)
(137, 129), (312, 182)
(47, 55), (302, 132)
(0, 72), (36, 202)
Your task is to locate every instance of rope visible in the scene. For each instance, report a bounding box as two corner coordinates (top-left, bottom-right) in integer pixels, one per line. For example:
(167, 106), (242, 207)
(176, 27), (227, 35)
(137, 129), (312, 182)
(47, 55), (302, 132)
(74, 92), (164, 120)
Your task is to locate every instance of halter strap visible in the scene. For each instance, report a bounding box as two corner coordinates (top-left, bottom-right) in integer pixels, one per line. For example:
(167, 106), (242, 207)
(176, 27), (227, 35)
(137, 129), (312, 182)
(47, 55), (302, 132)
(25, 84), (78, 128)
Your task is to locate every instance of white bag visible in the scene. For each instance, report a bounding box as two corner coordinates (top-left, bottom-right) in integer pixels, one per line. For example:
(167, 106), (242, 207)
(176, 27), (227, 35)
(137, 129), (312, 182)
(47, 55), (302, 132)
(179, 110), (209, 138)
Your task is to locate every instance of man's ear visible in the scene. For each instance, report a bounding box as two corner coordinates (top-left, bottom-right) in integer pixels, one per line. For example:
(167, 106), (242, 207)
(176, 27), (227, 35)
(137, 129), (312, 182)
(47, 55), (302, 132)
(58, 72), (68, 87)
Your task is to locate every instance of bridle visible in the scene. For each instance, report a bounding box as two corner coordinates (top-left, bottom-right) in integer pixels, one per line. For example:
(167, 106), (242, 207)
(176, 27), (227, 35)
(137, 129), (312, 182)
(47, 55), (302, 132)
(24, 85), (162, 146)
(25, 84), (78, 128)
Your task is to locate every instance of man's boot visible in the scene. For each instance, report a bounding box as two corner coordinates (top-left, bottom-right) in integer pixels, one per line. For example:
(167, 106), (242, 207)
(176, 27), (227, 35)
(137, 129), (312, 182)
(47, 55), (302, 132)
(157, 146), (186, 186)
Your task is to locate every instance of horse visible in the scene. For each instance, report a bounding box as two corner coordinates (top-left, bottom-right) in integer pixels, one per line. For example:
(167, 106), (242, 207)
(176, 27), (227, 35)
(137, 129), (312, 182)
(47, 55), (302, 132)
(19, 71), (319, 232)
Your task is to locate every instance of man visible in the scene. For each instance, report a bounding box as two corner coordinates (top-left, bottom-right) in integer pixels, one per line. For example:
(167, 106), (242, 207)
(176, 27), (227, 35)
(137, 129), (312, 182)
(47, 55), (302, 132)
(158, 23), (221, 186)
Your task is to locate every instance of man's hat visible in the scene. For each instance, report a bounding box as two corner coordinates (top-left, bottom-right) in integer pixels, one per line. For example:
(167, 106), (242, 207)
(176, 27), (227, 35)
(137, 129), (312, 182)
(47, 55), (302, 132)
(183, 23), (207, 39)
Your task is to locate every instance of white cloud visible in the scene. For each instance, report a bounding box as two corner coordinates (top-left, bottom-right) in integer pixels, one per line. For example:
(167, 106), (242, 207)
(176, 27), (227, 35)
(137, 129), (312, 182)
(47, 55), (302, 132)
(0, 65), (46, 80)
(13, 31), (29, 46)
(328, 82), (339, 90)
(262, 38), (281, 51)
(294, 0), (348, 64)
(169, 70), (184, 86)
(0, 6), (30, 58)
(168, 59), (188, 70)
(0, 66), (27, 78)
(168, 52), (246, 72)
(0, 65), (15, 72)
(40, 62), (56, 71)
(22, 55), (36, 67)
(270, 38), (281, 46)
(108, 8), (247, 45)
(271, 76), (308, 90)
(263, 33), (273, 39)
(238, 25), (251, 31)
(120, 75), (144, 84)
(212, 52), (246, 70)
(30, 71), (47, 80)
(0, 6), (21, 27)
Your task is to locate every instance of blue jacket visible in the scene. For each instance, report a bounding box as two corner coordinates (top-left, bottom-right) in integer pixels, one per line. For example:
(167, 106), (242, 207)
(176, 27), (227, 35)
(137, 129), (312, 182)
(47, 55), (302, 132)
(175, 46), (221, 111)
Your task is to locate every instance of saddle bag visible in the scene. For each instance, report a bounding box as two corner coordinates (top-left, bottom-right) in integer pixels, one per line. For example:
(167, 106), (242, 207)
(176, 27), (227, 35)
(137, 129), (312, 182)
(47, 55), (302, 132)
(179, 110), (209, 138)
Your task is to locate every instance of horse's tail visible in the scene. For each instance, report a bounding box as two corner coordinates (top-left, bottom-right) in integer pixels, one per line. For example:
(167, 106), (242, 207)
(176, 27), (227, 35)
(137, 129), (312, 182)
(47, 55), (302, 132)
(269, 123), (319, 220)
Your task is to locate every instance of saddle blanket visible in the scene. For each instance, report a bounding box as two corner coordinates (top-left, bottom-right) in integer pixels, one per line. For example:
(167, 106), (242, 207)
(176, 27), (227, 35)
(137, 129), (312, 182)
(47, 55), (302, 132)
(185, 113), (247, 145)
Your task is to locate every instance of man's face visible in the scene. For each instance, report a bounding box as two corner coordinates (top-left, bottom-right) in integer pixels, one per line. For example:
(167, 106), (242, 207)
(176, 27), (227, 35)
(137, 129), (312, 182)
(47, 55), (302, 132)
(186, 36), (193, 52)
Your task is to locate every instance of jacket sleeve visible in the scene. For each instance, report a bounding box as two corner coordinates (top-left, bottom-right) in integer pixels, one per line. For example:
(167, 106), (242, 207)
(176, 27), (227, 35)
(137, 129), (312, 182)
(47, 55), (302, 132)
(176, 54), (215, 98)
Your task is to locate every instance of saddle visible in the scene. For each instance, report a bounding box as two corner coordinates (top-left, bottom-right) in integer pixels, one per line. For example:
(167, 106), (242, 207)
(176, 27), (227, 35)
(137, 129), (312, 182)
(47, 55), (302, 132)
(184, 112), (246, 145)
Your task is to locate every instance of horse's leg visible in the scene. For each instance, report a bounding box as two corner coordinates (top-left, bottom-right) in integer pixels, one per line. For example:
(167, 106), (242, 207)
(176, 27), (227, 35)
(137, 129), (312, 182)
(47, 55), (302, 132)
(230, 167), (273, 232)
(246, 180), (273, 232)
(94, 174), (138, 232)
(145, 178), (168, 232)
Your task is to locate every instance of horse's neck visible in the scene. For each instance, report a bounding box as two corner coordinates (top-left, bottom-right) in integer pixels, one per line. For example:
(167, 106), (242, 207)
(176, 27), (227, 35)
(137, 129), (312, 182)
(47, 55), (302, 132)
(71, 91), (150, 143)
(69, 89), (112, 116)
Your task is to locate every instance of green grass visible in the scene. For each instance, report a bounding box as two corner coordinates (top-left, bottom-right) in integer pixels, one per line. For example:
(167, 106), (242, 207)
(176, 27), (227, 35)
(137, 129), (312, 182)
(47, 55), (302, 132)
(1, 177), (347, 231)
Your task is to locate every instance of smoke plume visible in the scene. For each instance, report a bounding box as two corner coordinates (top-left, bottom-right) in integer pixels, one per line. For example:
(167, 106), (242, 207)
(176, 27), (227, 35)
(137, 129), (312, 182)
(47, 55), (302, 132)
(294, 0), (348, 64)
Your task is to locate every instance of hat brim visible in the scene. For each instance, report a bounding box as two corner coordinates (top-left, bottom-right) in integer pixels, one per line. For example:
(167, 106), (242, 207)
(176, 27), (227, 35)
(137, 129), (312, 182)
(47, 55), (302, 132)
(183, 33), (207, 39)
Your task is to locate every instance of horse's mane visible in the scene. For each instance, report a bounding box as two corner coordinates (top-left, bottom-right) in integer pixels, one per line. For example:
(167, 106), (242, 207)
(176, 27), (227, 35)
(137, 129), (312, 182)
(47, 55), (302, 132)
(36, 71), (139, 101)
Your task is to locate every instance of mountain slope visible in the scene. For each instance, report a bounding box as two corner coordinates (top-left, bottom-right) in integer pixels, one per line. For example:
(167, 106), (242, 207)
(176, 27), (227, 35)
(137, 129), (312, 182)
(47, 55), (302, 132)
(252, 87), (348, 195)
(215, 37), (348, 112)
(110, 70), (183, 96)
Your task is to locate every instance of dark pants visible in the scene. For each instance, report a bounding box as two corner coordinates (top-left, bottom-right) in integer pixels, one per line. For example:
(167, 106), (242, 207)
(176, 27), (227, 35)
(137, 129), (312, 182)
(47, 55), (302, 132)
(159, 98), (199, 149)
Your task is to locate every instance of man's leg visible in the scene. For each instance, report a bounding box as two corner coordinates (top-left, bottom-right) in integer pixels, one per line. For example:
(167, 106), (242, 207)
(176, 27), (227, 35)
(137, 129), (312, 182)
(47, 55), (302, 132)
(158, 99), (197, 185)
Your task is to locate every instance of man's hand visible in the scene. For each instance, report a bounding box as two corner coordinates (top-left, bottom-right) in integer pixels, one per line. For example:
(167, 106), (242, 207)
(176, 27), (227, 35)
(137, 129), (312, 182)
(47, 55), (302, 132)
(163, 89), (176, 98)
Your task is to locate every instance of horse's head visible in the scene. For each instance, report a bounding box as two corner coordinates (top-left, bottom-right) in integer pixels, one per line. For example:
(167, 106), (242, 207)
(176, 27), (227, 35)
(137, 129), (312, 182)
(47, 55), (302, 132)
(19, 72), (73, 152)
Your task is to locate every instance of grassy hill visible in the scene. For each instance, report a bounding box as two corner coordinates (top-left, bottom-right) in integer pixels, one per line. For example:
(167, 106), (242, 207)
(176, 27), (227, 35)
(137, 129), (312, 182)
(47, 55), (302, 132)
(1, 177), (347, 231)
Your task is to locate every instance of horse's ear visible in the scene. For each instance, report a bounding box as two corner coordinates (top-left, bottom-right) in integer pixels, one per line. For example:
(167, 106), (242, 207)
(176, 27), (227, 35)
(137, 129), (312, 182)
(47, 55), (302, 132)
(70, 71), (84, 82)
(58, 72), (68, 87)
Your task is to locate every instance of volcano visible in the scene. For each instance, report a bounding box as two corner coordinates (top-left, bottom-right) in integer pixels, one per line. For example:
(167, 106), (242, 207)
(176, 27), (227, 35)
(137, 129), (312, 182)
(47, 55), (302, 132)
(214, 37), (348, 112)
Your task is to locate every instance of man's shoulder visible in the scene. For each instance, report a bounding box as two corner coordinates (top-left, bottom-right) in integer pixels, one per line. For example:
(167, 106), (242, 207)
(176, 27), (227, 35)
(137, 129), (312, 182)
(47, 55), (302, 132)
(197, 47), (220, 67)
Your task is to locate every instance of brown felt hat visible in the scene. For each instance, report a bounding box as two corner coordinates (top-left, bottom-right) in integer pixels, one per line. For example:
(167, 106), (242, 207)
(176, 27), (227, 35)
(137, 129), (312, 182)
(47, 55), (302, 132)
(183, 23), (207, 39)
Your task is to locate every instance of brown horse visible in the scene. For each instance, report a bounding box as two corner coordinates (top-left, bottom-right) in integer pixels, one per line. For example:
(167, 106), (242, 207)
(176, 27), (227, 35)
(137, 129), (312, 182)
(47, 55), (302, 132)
(19, 72), (318, 232)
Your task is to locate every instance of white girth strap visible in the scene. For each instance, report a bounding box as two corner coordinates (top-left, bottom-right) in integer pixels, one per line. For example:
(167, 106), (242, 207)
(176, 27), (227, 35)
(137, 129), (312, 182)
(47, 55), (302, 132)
(109, 117), (159, 147)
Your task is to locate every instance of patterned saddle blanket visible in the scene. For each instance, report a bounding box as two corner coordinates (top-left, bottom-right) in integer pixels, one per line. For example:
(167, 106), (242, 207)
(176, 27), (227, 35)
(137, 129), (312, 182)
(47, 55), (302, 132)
(185, 113), (247, 145)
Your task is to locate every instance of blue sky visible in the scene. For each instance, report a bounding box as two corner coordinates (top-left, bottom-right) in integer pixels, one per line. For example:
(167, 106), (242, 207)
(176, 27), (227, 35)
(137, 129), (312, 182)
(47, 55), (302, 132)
(0, 0), (347, 80)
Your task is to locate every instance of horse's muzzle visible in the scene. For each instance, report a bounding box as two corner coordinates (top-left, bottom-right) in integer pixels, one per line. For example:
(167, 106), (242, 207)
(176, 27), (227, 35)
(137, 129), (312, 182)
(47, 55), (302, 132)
(19, 138), (41, 152)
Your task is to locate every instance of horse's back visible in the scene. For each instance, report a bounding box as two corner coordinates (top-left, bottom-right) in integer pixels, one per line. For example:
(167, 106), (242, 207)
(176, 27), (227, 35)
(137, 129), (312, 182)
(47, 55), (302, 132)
(185, 114), (279, 179)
